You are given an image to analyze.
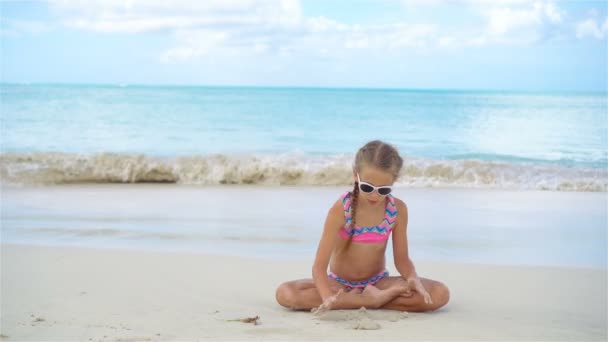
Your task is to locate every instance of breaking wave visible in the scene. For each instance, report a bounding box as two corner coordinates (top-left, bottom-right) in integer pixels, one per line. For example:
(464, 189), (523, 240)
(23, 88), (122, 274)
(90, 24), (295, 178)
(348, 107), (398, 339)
(0, 152), (606, 192)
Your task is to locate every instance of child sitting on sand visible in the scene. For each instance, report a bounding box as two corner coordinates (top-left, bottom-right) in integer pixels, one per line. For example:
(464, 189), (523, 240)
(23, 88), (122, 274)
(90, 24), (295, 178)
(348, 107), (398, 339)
(276, 140), (450, 313)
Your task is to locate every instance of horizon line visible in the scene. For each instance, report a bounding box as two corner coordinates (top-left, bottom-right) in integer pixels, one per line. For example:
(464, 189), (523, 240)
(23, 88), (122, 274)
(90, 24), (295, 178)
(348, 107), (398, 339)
(1, 81), (606, 95)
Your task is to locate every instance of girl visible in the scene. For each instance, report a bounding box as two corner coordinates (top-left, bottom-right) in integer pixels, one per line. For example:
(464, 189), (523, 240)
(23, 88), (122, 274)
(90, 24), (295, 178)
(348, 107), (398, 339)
(275, 140), (450, 313)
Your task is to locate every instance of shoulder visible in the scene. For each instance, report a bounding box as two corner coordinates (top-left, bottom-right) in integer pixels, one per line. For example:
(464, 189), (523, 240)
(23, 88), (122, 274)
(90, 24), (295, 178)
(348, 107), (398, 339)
(391, 196), (408, 218)
(328, 192), (351, 216)
(340, 191), (352, 202)
(338, 191), (353, 211)
(325, 194), (348, 228)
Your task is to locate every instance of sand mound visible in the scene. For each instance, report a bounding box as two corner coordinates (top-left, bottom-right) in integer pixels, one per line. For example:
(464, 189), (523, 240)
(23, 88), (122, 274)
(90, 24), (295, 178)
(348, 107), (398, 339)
(313, 307), (408, 330)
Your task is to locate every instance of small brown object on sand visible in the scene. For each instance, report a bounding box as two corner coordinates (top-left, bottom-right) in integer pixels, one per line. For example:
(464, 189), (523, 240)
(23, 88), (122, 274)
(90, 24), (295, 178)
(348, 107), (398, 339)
(227, 315), (261, 325)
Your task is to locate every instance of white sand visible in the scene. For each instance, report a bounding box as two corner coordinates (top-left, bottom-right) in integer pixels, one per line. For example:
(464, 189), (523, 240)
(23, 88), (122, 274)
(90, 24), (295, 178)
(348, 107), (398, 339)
(1, 243), (606, 341)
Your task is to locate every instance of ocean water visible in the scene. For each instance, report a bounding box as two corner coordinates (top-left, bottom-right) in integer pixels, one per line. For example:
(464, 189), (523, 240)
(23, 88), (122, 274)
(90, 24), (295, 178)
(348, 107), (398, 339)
(1, 84), (607, 191)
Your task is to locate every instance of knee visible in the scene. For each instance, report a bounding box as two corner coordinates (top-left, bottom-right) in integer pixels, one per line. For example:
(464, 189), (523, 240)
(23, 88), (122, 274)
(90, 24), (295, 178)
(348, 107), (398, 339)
(429, 281), (450, 310)
(275, 283), (296, 309)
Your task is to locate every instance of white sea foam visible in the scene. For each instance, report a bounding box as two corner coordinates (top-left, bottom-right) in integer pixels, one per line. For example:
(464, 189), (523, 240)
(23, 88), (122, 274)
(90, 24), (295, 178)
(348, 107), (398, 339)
(0, 152), (606, 191)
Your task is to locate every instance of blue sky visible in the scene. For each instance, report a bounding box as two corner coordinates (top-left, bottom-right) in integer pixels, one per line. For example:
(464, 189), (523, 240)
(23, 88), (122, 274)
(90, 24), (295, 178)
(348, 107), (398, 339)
(1, 0), (606, 91)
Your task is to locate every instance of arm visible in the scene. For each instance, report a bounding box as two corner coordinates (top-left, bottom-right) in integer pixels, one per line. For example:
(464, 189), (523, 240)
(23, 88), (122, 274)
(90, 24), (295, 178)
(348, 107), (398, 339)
(311, 199), (345, 302)
(392, 199), (433, 304)
(392, 199), (417, 279)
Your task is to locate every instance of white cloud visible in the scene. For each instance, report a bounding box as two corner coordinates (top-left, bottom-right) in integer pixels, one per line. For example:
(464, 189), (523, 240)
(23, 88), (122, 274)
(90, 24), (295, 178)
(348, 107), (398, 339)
(50, 0), (306, 62)
(466, 0), (542, 7)
(49, 0), (439, 57)
(400, 0), (447, 7)
(576, 17), (608, 40)
(0, 19), (53, 37)
(438, 36), (456, 47)
(403, 0), (548, 9)
(543, 1), (563, 23)
(387, 24), (436, 49)
(398, 0), (570, 48)
(51, 0), (303, 33)
(160, 30), (228, 62)
(306, 16), (348, 33)
(473, 1), (565, 45)
(38, 0), (601, 62)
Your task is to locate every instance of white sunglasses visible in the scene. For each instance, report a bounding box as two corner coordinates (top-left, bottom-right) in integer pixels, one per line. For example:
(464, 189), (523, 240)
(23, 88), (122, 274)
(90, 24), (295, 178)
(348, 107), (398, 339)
(356, 174), (392, 196)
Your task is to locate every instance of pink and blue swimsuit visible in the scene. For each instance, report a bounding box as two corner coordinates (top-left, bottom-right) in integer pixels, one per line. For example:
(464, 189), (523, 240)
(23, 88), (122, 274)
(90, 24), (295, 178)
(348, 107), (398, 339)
(328, 191), (398, 289)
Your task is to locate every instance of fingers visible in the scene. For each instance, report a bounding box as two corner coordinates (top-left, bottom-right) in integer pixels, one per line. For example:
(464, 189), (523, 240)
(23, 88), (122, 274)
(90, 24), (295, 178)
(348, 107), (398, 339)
(416, 285), (432, 304)
(316, 288), (344, 315)
(409, 279), (433, 305)
(423, 291), (433, 304)
(419, 287), (433, 304)
(311, 303), (330, 317)
(327, 288), (344, 303)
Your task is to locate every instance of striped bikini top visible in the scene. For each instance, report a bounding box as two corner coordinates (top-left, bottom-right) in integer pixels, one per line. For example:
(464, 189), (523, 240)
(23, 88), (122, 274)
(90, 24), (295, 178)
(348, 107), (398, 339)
(338, 191), (397, 244)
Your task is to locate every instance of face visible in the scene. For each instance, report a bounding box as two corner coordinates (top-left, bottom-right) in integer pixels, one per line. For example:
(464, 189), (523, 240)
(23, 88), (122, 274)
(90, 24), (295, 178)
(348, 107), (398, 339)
(353, 165), (395, 206)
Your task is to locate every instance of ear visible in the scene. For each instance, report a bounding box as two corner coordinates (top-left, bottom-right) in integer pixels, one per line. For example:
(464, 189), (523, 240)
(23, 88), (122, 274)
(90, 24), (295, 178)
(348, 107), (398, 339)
(352, 168), (357, 183)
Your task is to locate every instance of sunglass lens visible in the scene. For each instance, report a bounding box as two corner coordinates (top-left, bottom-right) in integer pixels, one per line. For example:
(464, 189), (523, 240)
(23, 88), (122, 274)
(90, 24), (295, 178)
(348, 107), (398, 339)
(359, 183), (374, 193)
(378, 187), (392, 195)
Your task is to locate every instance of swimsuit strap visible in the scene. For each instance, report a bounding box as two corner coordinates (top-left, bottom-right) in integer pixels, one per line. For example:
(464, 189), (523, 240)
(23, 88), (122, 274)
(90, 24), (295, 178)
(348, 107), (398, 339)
(342, 191), (397, 230)
(342, 191), (353, 226)
(384, 194), (397, 231)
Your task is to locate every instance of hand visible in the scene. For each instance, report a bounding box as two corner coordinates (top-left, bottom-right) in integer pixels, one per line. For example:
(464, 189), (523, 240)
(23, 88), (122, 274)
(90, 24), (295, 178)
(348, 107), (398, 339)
(311, 289), (344, 316)
(407, 276), (433, 304)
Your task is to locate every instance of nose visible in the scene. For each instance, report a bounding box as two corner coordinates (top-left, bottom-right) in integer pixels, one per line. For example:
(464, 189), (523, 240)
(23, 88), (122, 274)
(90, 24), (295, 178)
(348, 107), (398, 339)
(369, 191), (381, 200)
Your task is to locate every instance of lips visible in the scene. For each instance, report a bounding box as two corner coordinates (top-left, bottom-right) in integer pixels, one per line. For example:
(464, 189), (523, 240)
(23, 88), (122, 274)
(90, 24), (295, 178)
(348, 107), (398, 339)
(367, 199), (378, 205)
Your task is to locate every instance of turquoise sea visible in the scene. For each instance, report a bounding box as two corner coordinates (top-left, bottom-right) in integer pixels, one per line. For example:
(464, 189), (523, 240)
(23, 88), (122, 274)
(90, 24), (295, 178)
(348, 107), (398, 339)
(1, 84), (607, 191)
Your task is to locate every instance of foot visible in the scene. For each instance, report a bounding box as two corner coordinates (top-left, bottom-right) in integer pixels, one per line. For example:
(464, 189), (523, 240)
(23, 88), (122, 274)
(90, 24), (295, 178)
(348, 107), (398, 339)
(394, 278), (414, 297)
(361, 284), (406, 309)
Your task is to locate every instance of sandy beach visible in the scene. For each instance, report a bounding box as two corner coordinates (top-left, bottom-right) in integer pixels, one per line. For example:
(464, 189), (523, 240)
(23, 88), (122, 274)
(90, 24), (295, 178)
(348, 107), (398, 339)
(0, 243), (606, 341)
(1, 185), (607, 341)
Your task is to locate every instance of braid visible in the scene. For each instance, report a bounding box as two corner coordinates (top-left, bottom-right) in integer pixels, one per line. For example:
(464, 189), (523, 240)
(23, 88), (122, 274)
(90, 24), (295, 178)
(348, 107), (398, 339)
(347, 181), (359, 246)
(346, 140), (403, 248)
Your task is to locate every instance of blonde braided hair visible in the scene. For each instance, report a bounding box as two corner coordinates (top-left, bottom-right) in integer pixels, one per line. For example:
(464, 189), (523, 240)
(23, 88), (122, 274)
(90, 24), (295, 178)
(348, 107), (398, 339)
(347, 140), (403, 245)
